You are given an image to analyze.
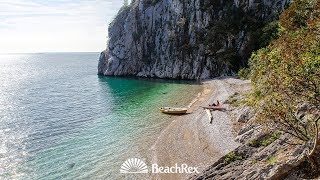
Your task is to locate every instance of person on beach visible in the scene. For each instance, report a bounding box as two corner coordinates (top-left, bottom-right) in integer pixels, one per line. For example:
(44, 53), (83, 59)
(209, 100), (220, 107)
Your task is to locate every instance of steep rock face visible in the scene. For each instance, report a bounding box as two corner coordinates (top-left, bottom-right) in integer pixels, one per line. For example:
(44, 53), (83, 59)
(98, 0), (289, 79)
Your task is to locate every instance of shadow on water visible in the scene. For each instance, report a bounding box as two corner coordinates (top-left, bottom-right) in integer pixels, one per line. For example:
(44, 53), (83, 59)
(98, 75), (202, 85)
(97, 75), (202, 109)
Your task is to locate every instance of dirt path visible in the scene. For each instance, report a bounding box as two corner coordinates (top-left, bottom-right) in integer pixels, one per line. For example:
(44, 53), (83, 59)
(149, 77), (251, 180)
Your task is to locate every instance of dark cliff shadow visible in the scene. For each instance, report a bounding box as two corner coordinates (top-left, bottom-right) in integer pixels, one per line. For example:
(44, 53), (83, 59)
(98, 75), (202, 85)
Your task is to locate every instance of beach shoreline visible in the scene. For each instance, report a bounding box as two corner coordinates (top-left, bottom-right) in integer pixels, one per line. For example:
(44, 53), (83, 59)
(148, 77), (251, 180)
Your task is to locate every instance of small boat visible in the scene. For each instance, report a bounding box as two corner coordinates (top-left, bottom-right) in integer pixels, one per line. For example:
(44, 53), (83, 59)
(160, 107), (188, 114)
(202, 106), (226, 111)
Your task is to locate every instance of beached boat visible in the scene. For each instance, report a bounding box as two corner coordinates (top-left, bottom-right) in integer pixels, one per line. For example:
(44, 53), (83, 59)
(160, 107), (188, 114)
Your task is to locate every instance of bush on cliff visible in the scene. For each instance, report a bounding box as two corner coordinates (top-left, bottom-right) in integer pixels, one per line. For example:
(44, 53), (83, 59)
(248, 0), (319, 161)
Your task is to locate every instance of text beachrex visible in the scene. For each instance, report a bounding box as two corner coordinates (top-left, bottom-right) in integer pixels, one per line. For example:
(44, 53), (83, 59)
(120, 158), (199, 174)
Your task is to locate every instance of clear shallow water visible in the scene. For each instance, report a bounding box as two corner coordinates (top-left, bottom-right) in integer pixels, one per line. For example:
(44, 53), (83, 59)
(0, 53), (202, 179)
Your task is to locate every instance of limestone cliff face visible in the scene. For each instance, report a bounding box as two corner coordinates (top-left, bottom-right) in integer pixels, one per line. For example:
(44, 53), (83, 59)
(98, 0), (289, 79)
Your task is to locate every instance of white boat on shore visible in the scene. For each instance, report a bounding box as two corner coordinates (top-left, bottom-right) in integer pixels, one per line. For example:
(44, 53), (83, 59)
(159, 107), (188, 114)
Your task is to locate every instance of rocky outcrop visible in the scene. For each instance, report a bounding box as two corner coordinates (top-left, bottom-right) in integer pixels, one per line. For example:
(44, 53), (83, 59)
(190, 93), (312, 179)
(98, 0), (290, 79)
(191, 129), (307, 179)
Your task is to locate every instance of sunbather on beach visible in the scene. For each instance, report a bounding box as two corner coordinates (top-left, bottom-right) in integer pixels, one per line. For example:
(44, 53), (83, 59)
(209, 100), (220, 107)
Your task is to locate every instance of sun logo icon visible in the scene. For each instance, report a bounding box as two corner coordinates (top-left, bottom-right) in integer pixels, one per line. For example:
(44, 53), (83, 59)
(120, 158), (148, 174)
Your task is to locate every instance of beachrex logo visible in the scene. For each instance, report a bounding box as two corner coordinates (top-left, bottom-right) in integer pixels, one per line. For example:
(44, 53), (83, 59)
(120, 158), (148, 173)
(120, 158), (199, 174)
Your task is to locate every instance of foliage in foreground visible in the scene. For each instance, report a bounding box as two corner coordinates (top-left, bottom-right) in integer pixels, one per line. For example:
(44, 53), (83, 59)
(225, 152), (243, 164)
(248, 132), (282, 148)
(248, 0), (320, 158)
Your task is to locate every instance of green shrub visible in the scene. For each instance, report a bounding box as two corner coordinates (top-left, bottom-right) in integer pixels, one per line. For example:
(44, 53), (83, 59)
(267, 156), (277, 165)
(248, 137), (260, 147)
(227, 93), (241, 106)
(238, 68), (250, 80)
(225, 152), (243, 164)
(248, 132), (282, 147)
(250, 21), (281, 51)
(260, 132), (282, 146)
(228, 96), (238, 105)
(248, 0), (319, 143)
(251, 159), (258, 164)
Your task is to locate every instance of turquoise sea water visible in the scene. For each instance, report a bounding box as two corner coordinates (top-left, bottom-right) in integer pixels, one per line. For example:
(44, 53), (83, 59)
(0, 53), (202, 179)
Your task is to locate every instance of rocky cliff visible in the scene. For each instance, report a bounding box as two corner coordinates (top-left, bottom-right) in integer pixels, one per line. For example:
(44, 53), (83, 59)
(98, 0), (289, 79)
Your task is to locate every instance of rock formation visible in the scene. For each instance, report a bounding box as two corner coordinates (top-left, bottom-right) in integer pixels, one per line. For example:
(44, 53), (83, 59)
(99, 0), (289, 79)
(190, 93), (311, 179)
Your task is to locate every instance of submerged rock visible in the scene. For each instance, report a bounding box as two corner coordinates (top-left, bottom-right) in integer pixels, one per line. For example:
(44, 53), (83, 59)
(98, 0), (290, 79)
